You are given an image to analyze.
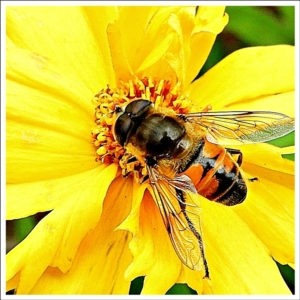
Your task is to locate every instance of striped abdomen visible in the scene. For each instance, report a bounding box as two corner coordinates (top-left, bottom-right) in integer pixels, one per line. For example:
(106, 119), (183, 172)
(182, 138), (247, 206)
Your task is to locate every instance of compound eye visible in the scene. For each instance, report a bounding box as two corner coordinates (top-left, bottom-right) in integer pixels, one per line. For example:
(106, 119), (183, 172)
(114, 113), (132, 146)
(125, 99), (152, 118)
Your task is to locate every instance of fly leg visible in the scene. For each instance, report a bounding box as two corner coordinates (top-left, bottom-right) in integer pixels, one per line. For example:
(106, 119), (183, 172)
(226, 148), (243, 166)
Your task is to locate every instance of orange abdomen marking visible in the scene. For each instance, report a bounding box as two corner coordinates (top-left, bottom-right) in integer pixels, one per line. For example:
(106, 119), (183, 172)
(182, 138), (247, 206)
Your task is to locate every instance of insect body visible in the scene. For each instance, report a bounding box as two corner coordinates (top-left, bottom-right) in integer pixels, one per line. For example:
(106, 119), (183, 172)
(113, 99), (294, 278)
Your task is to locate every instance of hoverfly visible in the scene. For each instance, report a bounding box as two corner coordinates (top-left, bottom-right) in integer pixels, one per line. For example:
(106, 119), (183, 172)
(113, 99), (294, 278)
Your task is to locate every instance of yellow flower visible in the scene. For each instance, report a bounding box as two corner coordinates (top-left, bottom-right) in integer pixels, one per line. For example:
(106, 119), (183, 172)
(6, 5), (294, 295)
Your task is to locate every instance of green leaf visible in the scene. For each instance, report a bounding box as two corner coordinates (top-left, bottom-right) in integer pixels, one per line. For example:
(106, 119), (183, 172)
(277, 6), (295, 41)
(129, 276), (144, 295)
(14, 216), (36, 243)
(267, 131), (295, 148)
(166, 283), (197, 295)
(276, 262), (295, 294)
(225, 6), (294, 45)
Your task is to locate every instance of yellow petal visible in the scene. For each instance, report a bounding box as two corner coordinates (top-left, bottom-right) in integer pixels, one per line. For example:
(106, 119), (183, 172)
(124, 190), (181, 294)
(200, 197), (291, 294)
(6, 164), (118, 293)
(279, 146), (295, 155)
(6, 47), (100, 182)
(164, 6), (228, 88)
(212, 91), (295, 117)
(29, 175), (133, 294)
(241, 143), (294, 175)
(231, 143), (294, 264)
(7, 6), (116, 89)
(106, 22), (133, 80)
(109, 6), (228, 90)
(108, 7), (182, 82)
(112, 6), (158, 70)
(6, 119), (97, 183)
(176, 267), (205, 294)
(107, 6), (158, 80)
(187, 45), (294, 114)
(8, 174), (133, 294)
(6, 164), (109, 220)
(185, 6), (228, 87)
(6, 273), (19, 293)
(234, 167), (294, 265)
(139, 7), (196, 81)
(83, 6), (119, 85)
(116, 181), (148, 233)
(135, 31), (174, 74)
(6, 46), (95, 116)
(233, 155), (294, 264)
(29, 231), (131, 294)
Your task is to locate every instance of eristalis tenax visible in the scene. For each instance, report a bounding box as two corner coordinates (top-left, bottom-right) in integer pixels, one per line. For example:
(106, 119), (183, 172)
(105, 98), (294, 279)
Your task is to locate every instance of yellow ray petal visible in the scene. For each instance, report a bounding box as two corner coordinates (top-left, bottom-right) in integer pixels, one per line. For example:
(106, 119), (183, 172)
(233, 165), (294, 265)
(187, 45), (294, 113)
(111, 6), (159, 75)
(6, 273), (19, 293)
(83, 6), (119, 86)
(192, 6), (228, 34)
(136, 7), (193, 78)
(185, 6), (228, 87)
(28, 231), (131, 294)
(6, 66), (99, 182)
(108, 7), (180, 82)
(7, 210), (75, 294)
(6, 48), (95, 116)
(240, 143), (294, 176)
(6, 164), (111, 219)
(116, 181), (148, 233)
(6, 164), (118, 293)
(110, 6), (227, 90)
(176, 266), (205, 294)
(26, 175), (133, 295)
(7, 118), (93, 157)
(124, 190), (181, 294)
(6, 6), (116, 89)
(230, 143), (294, 264)
(106, 21), (133, 80)
(199, 197), (291, 294)
(278, 146), (295, 155)
(6, 121), (97, 183)
(135, 31), (175, 75)
(212, 91), (294, 117)
(151, 6), (228, 88)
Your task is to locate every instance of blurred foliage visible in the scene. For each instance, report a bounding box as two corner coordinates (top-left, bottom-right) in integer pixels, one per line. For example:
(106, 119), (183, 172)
(225, 6), (294, 45)
(6, 5), (295, 296)
(13, 216), (36, 243)
(129, 276), (144, 294)
(166, 283), (197, 295)
(199, 6), (295, 76)
(268, 131), (295, 148)
(276, 262), (295, 294)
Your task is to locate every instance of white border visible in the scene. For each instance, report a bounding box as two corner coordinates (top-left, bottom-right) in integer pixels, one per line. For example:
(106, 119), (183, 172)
(1, 0), (300, 6)
(1, 1), (299, 300)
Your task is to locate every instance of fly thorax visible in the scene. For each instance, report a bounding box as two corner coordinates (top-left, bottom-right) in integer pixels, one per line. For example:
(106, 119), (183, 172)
(129, 113), (186, 160)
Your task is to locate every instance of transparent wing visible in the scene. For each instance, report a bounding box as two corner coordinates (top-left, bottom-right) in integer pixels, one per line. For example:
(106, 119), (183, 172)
(146, 165), (209, 276)
(182, 110), (294, 145)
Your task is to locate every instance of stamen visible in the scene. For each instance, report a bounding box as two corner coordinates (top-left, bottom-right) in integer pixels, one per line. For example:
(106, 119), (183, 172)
(91, 77), (192, 181)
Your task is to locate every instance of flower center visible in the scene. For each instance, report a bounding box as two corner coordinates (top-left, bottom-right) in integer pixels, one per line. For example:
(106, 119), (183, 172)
(92, 77), (191, 181)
